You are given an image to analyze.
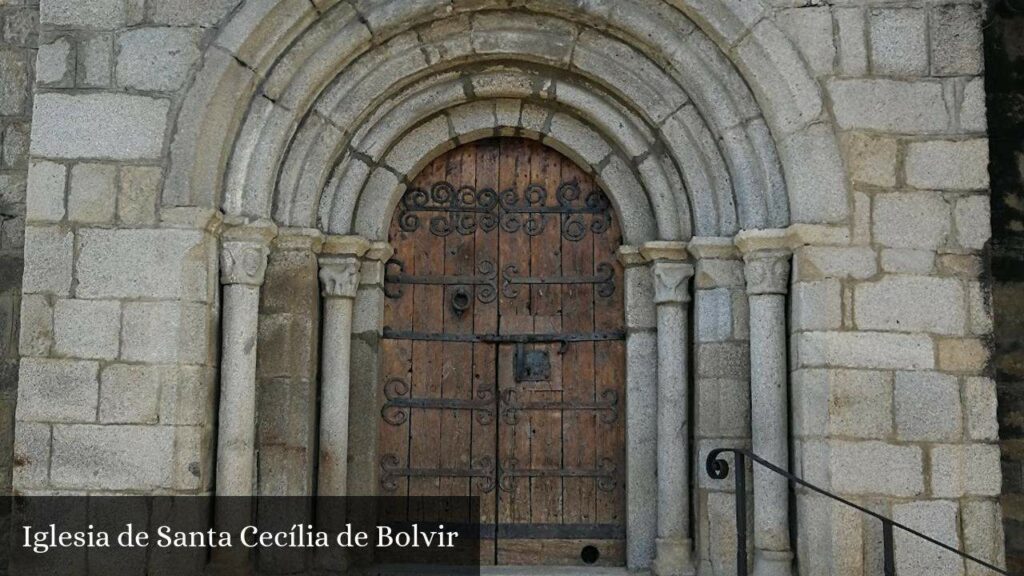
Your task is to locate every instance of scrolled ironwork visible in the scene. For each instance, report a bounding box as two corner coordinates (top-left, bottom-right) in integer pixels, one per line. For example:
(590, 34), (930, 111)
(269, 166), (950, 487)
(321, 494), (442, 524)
(381, 377), (496, 426)
(498, 457), (617, 493)
(383, 258), (498, 303)
(394, 181), (614, 241)
(380, 453), (497, 493)
(500, 389), (619, 425)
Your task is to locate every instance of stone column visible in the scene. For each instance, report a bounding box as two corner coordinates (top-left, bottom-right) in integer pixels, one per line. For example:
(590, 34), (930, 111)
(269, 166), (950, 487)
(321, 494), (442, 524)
(644, 242), (697, 576)
(316, 236), (370, 496)
(212, 220), (276, 576)
(736, 230), (794, 576)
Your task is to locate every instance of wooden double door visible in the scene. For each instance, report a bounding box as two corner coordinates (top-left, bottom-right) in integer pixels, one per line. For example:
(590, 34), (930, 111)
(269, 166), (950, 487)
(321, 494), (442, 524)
(378, 138), (626, 566)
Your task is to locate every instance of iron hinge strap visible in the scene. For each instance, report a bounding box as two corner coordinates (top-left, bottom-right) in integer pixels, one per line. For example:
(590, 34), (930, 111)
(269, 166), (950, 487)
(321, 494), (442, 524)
(381, 329), (626, 344)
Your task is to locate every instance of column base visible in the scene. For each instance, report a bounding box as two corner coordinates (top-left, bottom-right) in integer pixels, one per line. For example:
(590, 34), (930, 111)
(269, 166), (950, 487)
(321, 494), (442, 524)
(652, 537), (697, 576)
(752, 548), (794, 576)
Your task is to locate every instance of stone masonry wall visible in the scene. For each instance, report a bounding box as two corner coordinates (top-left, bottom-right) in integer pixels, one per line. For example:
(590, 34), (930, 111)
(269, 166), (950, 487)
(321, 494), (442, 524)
(12, 0), (239, 495)
(985, 4), (1024, 573)
(0, 0), (37, 496)
(781, 2), (1003, 574)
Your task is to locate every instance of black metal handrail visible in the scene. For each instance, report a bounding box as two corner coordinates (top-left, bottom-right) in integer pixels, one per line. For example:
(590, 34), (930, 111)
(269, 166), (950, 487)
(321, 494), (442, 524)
(706, 447), (1013, 576)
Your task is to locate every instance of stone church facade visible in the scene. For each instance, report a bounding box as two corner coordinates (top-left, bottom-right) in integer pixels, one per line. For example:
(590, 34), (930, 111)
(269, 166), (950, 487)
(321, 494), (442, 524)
(0, 0), (1011, 574)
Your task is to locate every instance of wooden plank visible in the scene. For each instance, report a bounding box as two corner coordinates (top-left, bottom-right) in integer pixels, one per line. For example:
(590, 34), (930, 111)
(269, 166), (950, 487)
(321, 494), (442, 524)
(592, 179), (627, 526)
(497, 138), (534, 528)
(527, 143), (563, 526)
(559, 160), (597, 529)
(472, 140), (501, 564)
(496, 539), (625, 566)
(408, 158), (445, 519)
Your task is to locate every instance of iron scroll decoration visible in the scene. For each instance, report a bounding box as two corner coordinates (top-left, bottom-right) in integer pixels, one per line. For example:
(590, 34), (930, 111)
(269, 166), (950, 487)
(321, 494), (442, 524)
(395, 181), (613, 241)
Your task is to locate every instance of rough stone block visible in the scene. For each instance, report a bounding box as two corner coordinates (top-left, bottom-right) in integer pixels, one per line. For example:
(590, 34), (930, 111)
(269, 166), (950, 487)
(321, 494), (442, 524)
(31, 93), (169, 160)
(894, 371), (962, 441)
(960, 77), (986, 133)
(961, 500), (1006, 576)
(828, 79), (947, 133)
(36, 37), (72, 86)
(0, 48), (29, 115)
(843, 132), (897, 188)
(893, 500), (964, 576)
(68, 163), (117, 224)
(116, 28), (201, 92)
(40, 0), (125, 27)
(937, 338), (988, 373)
(25, 160), (66, 222)
(880, 249), (935, 274)
(121, 301), (210, 364)
(794, 246), (877, 280)
(697, 342), (749, 379)
(694, 258), (744, 289)
(855, 275), (965, 335)
(830, 440), (923, 496)
(160, 365), (215, 426)
(777, 7), (835, 76)
(869, 8), (928, 75)
(696, 378), (749, 438)
(146, 0), (241, 26)
(797, 331), (934, 370)
(793, 369), (892, 439)
(931, 4), (983, 76)
(695, 288), (732, 342)
(21, 225), (73, 296)
(17, 358), (98, 423)
(13, 421), (50, 490)
(18, 294), (52, 357)
(931, 444), (1001, 497)
(780, 123), (849, 224)
(954, 195), (991, 251)
(906, 139), (989, 190)
(76, 228), (211, 301)
(836, 8), (868, 76)
(50, 424), (173, 490)
(964, 377), (998, 441)
(3, 120), (31, 169)
(78, 34), (112, 88)
(53, 299), (120, 360)
(118, 166), (161, 225)
(99, 364), (162, 424)
(791, 279), (841, 331)
(873, 192), (951, 249)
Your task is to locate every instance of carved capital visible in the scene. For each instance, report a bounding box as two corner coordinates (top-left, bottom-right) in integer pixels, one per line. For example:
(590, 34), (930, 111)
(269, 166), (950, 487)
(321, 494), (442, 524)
(743, 250), (791, 295)
(652, 261), (694, 304)
(221, 240), (271, 285)
(319, 257), (361, 299)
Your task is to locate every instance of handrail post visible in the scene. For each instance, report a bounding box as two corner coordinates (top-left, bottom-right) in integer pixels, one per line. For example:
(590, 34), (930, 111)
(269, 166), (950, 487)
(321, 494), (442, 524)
(882, 520), (896, 576)
(736, 451), (748, 576)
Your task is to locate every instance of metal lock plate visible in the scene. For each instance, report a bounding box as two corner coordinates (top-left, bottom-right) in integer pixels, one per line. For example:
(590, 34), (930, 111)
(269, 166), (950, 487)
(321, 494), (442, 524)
(514, 344), (551, 382)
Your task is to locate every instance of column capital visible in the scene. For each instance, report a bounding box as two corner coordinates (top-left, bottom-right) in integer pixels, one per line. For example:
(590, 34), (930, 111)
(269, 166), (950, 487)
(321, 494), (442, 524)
(220, 220), (277, 286)
(319, 256), (361, 299)
(742, 250), (791, 295)
(652, 260), (695, 304)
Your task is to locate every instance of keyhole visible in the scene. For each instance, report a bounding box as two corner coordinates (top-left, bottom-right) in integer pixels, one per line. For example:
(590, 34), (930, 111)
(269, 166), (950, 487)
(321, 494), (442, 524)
(581, 545), (600, 564)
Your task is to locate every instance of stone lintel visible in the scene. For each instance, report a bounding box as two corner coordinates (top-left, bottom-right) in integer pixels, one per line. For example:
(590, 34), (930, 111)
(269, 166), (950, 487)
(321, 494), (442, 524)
(322, 234), (371, 258)
(640, 240), (689, 262)
(274, 227), (324, 253)
(687, 236), (740, 260)
(159, 207), (224, 233)
(734, 228), (790, 255)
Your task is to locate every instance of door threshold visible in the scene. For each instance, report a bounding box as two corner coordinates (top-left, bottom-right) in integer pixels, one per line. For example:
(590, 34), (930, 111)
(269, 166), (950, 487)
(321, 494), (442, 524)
(481, 567), (642, 576)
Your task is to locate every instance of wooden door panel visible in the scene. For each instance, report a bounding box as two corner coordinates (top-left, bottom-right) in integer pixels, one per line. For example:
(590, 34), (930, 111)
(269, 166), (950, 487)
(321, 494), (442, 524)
(379, 138), (625, 567)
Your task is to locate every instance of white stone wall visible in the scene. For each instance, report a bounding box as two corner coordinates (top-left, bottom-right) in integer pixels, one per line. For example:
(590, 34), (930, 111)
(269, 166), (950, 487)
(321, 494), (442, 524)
(15, 0), (226, 494)
(10, 0), (1005, 573)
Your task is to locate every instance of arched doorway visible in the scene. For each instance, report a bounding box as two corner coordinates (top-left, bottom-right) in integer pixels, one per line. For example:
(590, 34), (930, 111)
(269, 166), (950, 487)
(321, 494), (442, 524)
(376, 138), (627, 566)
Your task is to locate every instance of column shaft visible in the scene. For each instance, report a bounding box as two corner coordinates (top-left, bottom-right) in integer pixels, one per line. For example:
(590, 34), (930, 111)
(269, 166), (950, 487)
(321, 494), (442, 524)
(216, 283), (261, 495)
(318, 295), (355, 496)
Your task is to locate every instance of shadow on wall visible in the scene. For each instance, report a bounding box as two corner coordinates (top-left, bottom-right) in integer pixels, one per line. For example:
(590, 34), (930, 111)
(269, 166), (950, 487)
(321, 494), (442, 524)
(986, 1), (1024, 572)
